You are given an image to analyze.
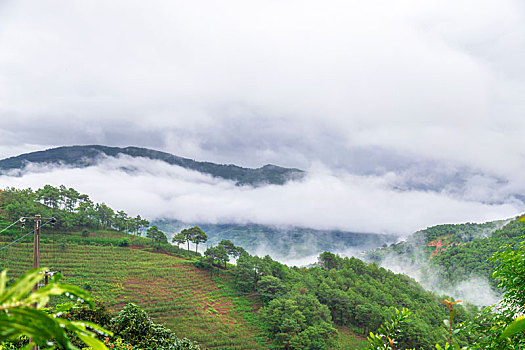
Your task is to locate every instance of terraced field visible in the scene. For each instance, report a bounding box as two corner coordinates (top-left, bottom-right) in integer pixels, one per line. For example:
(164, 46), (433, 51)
(0, 241), (269, 349)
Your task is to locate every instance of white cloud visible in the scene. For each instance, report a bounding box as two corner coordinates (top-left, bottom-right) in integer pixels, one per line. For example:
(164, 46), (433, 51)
(0, 156), (519, 236)
(1, 0), (525, 248)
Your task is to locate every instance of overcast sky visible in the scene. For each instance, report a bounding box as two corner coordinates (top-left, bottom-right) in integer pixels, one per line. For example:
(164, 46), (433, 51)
(0, 0), (524, 235)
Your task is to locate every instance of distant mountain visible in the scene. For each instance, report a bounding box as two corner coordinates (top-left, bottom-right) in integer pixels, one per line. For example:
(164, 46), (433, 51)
(153, 219), (397, 261)
(0, 145), (305, 186)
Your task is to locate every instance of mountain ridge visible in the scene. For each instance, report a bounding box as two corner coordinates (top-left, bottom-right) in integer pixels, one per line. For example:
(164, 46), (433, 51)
(0, 145), (305, 186)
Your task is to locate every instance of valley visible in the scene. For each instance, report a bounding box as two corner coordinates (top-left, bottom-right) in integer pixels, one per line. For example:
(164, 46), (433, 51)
(1, 185), (524, 349)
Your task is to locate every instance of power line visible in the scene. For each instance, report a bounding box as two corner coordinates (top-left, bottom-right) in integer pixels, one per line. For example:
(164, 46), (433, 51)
(0, 218), (22, 235)
(0, 231), (33, 252)
(0, 219), (54, 252)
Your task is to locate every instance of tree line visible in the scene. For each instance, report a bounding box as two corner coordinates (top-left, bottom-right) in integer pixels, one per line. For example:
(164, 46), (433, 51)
(0, 185), (150, 234)
(0, 186), (219, 256)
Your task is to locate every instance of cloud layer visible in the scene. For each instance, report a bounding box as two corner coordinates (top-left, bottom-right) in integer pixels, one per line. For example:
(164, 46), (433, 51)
(0, 156), (519, 236)
(1, 0), (524, 240)
(1, 0), (525, 175)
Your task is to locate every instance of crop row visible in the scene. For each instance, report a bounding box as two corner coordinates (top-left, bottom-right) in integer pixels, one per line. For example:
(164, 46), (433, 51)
(0, 242), (268, 349)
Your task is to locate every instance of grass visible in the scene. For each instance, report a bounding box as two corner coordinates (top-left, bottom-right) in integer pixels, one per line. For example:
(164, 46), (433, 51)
(331, 326), (368, 350)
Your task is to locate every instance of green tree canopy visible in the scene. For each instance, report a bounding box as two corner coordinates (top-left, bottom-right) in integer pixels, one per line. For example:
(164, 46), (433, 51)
(172, 232), (186, 249)
(147, 225), (167, 249)
(189, 227), (207, 253)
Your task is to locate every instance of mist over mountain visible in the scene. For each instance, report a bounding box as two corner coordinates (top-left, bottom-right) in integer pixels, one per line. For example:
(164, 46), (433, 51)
(2, 1), (525, 348)
(365, 217), (525, 306)
(0, 145), (519, 241)
(154, 219), (396, 266)
(0, 145), (304, 186)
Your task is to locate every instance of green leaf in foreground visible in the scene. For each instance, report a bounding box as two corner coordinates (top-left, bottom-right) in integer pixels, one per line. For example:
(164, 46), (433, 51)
(499, 316), (525, 340)
(0, 267), (111, 349)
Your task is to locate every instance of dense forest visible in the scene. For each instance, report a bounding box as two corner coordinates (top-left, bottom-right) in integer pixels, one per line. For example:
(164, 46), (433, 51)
(367, 220), (507, 264)
(223, 248), (473, 349)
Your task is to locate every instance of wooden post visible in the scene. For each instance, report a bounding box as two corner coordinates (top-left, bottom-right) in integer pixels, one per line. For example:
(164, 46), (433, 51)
(32, 215), (41, 296)
(32, 215), (40, 269)
(31, 215), (40, 350)
(23, 214), (54, 350)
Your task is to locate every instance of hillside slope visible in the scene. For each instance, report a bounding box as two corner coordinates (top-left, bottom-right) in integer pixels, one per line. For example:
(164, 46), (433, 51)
(367, 218), (525, 290)
(0, 231), (268, 349)
(0, 185), (481, 349)
(0, 228), (370, 349)
(0, 145), (305, 186)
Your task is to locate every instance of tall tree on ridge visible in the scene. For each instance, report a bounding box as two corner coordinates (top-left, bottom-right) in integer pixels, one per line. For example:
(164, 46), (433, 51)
(181, 228), (193, 251)
(190, 226), (207, 253)
(172, 232), (186, 249)
(147, 225), (167, 250)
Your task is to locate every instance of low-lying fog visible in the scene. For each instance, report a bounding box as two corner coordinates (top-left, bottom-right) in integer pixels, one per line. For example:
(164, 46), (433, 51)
(1, 155), (519, 237)
(1, 155), (518, 306)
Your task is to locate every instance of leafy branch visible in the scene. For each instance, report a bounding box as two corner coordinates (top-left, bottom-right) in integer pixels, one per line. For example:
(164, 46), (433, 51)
(0, 268), (111, 349)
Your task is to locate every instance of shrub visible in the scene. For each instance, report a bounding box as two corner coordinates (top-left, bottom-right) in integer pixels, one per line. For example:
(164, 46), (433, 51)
(64, 300), (112, 327)
(111, 303), (200, 350)
(117, 238), (131, 247)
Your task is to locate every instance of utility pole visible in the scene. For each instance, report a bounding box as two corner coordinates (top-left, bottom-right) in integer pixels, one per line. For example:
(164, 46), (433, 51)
(33, 215), (40, 271)
(20, 215), (55, 350)
(20, 215), (56, 290)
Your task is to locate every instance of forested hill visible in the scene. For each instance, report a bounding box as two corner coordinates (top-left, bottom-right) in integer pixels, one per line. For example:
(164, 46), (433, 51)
(0, 145), (305, 186)
(3, 185), (525, 349)
(368, 219), (508, 262)
(366, 218), (525, 289)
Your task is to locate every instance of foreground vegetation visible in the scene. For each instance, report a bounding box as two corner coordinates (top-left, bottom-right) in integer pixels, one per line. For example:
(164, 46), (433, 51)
(0, 267), (200, 349)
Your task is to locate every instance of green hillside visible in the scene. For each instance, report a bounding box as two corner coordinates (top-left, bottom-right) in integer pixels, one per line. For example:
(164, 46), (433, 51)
(0, 235), (266, 349)
(0, 227), (373, 350)
(4, 185), (525, 349)
(368, 220), (507, 261)
(0, 186), (368, 349)
(367, 218), (525, 289)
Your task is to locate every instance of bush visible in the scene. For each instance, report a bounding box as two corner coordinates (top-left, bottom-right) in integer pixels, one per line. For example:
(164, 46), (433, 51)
(117, 238), (131, 247)
(111, 303), (200, 350)
(64, 300), (112, 327)
(81, 229), (90, 237)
